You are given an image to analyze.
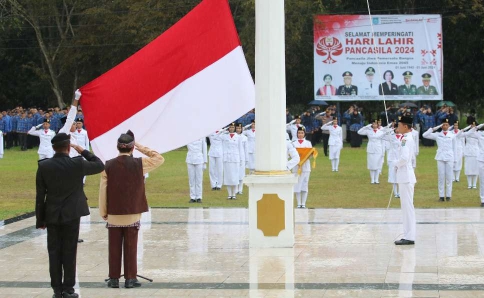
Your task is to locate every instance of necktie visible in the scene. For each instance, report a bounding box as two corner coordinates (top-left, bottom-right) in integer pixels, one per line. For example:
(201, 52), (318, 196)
(252, 130), (255, 133)
(77, 129), (81, 133)
(230, 133), (234, 138)
(44, 130), (48, 134)
(298, 140), (304, 144)
(373, 130), (377, 133)
(334, 125), (337, 129)
(370, 83), (372, 88)
(443, 132), (447, 136)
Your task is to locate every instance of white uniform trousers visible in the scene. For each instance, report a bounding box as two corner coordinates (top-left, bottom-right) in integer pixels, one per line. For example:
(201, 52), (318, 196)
(209, 156), (223, 188)
(187, 163), (203, 200)
(247, 153), (255, 172)
(39, 152), (54, 160)
(437, 160), (453, 197)
(398, 182), (416, 241)
(294, 172), (310, 193)
(0, 133), (3, 158)
(479, 161), (484, 203)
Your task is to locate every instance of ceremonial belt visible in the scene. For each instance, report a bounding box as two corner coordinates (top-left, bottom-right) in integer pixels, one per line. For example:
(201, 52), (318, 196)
(295, 148), (318, 175)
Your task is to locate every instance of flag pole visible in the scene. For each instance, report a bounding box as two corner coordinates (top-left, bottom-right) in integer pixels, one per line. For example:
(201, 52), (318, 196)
(244, 0), (297, 249)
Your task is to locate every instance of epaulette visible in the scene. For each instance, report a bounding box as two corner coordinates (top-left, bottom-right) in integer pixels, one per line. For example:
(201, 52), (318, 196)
(38, 158), (49, 163)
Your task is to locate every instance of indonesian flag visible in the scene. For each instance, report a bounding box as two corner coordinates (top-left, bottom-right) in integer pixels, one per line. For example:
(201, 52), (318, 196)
(79, 0), (254, 162)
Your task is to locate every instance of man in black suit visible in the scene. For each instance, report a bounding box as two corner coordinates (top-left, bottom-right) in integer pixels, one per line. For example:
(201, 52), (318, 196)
(36, 132), (104, 298)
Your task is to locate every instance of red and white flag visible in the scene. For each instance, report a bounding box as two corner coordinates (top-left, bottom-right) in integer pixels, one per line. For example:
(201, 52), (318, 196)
(80, 0), (254, 162)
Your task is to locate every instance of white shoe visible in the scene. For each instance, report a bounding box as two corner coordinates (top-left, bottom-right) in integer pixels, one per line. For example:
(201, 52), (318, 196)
(301, 205), (306, 209)
(468, 186), (472, 189)
(473, 186), (477, 189)
(297, 205), (302, 208)
(395, 194), (400, 198)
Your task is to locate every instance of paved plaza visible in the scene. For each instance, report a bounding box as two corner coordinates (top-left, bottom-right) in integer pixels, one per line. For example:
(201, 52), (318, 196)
(2, 208), (484, 297)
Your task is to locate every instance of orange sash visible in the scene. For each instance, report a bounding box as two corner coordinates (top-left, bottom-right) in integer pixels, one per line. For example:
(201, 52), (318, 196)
(295, 148), (318, 175)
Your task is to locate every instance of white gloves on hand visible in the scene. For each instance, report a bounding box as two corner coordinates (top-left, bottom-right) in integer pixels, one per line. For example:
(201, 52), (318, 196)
(202, 163), (207, 171)
(74, 89), (82, 100)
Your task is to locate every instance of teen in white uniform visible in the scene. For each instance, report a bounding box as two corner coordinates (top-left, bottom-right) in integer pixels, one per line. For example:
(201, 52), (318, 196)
(384, 123), (402, 198)
(236, 123), (249, 194)
(220, 123), (243, 200)
(286, 133), (300, 171)
(0, 128), (3, 158)
(73, 118), (90, 151)
(358, 121), (388, 184)
(243, 120), (256, 174)
(292, 127), (312, 208)
(208, 131), (224, 190)
(450, 121), (465, 182)
(286, 115), (305, 142)
(423, 119), (462, 201)
(410, 125), (419, 168)
(463, 123), (479, 189)
(27, 119), (55, 160)
(58, 90), (81, 158)
(394, 115), (417, 245)
(466, 123), (484, 206)
(186, 138), (207, 203)
(377, 119), (385, 174)
(321, 117), (343, 171)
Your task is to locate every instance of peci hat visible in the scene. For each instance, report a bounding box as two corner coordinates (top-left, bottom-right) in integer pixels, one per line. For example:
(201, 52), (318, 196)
(399, 115), (413, 125)
(43, 118), (51, 123)
(117, 130), (135, 149)
(297, 126), (305, 132)
(75, 117), (84, 123)
(51, 133), (70, 145)
(441, 118), (449, 124)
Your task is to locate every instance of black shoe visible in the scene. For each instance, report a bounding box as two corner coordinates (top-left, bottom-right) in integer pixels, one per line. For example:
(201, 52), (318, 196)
(77, 239), (84, 243)
(216, 187), (221, 190)
(107, 278), (119, 288)
(125, 278), (141, 288)
(227, 196), (232, 200)
(439, 197), (445, 202)
(189, 199), (196, 203)
(481, 203), (484, 207)
(211, 187), (216, 190)
(52, 293), (62, 298)
(196, 199), (202, 203)
(62, 292), (79, 298)
(232, 196), (237, 200)
(394, 239), (415, 245)
(446, 197), (451, 201)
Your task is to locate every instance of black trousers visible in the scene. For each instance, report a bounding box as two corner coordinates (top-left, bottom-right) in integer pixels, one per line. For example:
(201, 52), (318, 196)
(47, 219), (80, 294)
(350, 131), (362, 147)
(322, 134), (330, 156)
(18, 133), (27, 150)
(346, 129), (351, 143)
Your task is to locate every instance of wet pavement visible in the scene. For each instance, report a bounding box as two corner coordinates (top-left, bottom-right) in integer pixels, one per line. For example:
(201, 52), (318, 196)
(1, 208), (484, 297)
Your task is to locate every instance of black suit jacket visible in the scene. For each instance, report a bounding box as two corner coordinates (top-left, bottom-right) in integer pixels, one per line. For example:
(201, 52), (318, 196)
(378, 82), (398, 95)
(35, 150), (104, 228)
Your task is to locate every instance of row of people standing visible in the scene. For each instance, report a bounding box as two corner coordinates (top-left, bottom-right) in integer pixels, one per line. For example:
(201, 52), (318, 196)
(186, 121), (256, 202)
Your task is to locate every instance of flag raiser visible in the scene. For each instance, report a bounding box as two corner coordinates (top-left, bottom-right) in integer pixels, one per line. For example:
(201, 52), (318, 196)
(79, 0), (255, 162)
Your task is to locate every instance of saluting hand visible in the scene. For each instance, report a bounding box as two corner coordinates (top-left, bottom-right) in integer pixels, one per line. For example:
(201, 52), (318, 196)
(70, 144), (84, 154)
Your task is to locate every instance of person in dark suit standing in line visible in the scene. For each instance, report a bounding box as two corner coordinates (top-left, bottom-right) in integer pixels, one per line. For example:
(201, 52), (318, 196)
(36, 132), (105, 298)
(379, 70), (398, 95)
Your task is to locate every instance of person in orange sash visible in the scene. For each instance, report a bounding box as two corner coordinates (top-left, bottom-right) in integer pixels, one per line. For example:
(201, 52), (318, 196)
(292, 127), (313, 208)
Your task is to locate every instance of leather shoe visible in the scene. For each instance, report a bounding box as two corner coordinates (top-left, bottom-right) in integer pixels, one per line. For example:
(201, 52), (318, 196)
(107, 278), (119, 288)
(189, 199), (196, 203)
(125, 278), (141, 288)
(394, 239), (415, 245)
(62, 292), (79, 298)
(196, 199), (202, 203)
(446, 197), (451, 201)
(480, 203), (484, 207)
(52, 293), (62, 298)
(439, 197), (444, 202)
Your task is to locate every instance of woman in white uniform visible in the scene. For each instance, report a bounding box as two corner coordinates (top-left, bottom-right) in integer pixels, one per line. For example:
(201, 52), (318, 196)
(208, 131), (224, 190)
(451, 121), (465, 182)
(243, 120), (256, 174)
(358, 120), (388, 184)
(286, 115), (305, 142)
(321, 117), (343, 171)
(236, 123), (249, 195)
(27, 119), (55, 160)
(463, 122), (479, 189)
(186, 138), (207, 203)
(292, 127), (312, 208)
(384, 123), (402, 197)
(220, 123), (243, 200)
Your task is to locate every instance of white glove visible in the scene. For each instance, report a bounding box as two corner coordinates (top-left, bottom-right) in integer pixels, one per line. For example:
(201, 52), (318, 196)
(74, 89), (82, 100)
(36, 124), (43, 129)
(202, 163), (207, 171)
(289, 119), (296, 125)
(462, 125), (472, 132)
(433, 124), (443, 131)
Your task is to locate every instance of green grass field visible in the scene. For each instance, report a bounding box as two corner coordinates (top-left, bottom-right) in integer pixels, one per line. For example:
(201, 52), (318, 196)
(0, 142), (481, 220)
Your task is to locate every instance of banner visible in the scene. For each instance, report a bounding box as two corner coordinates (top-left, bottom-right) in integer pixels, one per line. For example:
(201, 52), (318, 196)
(314, 15), (442, 101)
